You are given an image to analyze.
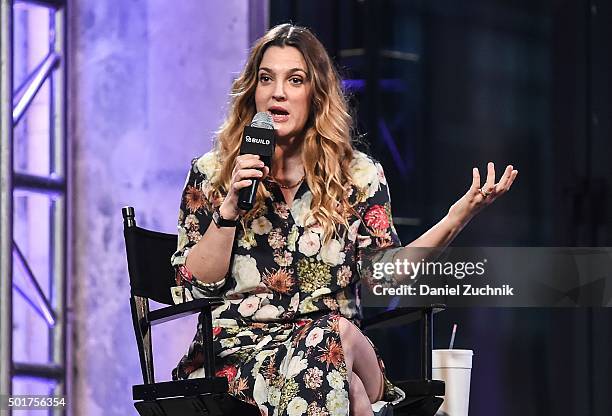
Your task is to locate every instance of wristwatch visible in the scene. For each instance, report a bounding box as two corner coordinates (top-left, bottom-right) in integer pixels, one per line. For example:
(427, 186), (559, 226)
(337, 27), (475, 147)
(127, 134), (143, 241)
(212, 207), (239, 228)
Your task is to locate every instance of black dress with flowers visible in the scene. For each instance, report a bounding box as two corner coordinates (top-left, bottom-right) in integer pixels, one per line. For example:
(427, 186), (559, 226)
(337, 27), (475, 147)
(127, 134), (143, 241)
(171, 150), (405, 415)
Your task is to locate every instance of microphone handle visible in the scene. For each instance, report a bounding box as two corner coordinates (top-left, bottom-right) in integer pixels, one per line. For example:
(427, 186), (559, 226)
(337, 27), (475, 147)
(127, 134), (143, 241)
(237, 177), (260, 211)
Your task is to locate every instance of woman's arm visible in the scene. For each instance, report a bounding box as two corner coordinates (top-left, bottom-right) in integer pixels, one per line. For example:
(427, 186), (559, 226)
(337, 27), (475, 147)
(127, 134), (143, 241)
(184, 154), (269, 284)
(408, 162), (518, 248)
(184, 212), (238, 284)
(406, 213), (466, 249)
(356, 160), (517, 287)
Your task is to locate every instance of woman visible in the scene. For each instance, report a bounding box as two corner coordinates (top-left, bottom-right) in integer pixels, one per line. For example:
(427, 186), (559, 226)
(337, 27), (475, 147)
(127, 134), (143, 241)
(171, 24), (517, 416)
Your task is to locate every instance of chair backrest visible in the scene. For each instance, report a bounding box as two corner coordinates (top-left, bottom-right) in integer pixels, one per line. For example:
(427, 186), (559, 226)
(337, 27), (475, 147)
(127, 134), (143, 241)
(123, 206), (177, 305)
(122, 206), (178, 384)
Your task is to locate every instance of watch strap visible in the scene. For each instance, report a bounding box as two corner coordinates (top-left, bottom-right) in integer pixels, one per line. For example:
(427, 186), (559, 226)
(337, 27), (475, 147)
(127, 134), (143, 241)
(213, 207), (239, 227)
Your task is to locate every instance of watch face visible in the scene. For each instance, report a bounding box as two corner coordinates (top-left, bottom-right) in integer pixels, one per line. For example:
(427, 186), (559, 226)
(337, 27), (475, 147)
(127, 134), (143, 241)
(212, 209), (222, 227)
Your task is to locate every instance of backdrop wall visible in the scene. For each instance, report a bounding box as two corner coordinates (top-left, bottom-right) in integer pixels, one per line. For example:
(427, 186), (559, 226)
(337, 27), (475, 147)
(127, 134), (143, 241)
(70, 1), (249, 413)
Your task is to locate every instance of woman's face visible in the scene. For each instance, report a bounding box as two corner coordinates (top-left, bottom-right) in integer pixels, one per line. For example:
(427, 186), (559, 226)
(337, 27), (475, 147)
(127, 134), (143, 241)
(255, 46), (312, 141)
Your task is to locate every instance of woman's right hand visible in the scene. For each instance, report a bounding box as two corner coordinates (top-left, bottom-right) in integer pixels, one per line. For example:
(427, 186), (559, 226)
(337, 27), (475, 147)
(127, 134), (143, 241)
(219, 154), (269, 220)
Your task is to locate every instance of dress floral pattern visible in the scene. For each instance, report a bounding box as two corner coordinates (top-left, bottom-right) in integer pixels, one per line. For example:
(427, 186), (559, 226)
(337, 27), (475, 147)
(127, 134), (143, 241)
(171, 150), (404, 415)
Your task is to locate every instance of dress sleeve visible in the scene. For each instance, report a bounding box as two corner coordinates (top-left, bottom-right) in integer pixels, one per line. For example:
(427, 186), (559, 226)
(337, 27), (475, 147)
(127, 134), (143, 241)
(355, 160), (404, 289)
(171, 156), (226, 301)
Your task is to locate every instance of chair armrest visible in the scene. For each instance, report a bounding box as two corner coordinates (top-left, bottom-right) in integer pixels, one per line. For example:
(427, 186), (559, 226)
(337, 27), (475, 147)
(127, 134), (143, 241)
(148, 297), (224, 326)
(395, 379), (445, 397)
(361, 304), (446, 331)
(133, 377), (229, 401)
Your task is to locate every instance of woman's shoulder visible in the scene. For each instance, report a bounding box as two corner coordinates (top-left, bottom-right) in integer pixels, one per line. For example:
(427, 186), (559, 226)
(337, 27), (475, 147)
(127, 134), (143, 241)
(191, 149), (221, 180)
(348, 150), (385, 190)
(350, 150), (385, 169)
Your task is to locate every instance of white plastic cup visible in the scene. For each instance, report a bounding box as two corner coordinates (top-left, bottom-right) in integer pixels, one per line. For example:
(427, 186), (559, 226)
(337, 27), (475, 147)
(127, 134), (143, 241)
(432, 349), (473, 416)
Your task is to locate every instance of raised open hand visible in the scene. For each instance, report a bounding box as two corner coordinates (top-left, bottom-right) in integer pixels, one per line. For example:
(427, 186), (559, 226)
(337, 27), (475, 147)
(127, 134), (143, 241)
(448, 162), (519, 225)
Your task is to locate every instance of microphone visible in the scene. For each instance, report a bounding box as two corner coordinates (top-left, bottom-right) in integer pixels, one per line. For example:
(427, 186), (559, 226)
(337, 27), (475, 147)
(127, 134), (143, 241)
(237, 112), (276, 211)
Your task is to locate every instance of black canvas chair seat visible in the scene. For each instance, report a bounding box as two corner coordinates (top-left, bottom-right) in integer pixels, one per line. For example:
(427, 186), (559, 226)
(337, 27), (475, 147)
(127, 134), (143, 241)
(122, 206), (445, 416)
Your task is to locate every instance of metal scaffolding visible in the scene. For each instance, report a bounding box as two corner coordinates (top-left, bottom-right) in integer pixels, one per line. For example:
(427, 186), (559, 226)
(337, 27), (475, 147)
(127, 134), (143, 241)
(0, 0), (69, 415)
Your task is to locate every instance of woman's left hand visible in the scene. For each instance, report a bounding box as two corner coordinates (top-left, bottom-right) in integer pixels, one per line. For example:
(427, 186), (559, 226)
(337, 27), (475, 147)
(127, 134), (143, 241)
(447, 162), (519, 226)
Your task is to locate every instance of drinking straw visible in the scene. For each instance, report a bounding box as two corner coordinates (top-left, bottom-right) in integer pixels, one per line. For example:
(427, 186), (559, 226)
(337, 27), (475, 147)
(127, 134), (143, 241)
(449, 323), (458, 349)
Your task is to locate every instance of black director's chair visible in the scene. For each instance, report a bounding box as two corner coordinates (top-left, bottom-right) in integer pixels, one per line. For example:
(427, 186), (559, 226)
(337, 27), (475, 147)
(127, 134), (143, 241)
(122, 206), (445, 416)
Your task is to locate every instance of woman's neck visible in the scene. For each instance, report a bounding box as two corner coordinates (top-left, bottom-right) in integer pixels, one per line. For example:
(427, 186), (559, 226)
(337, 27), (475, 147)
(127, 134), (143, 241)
(272, 136), (304, 180)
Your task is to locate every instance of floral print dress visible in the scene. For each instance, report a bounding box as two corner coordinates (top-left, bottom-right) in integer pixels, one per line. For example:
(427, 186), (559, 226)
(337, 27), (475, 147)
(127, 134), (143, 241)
(171, 150), (405, 415)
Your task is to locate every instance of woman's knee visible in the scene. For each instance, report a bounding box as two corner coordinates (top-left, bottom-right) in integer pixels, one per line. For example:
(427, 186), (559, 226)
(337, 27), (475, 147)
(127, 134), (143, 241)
(337, 316), (361, 371)
(337, 316), (359, 347)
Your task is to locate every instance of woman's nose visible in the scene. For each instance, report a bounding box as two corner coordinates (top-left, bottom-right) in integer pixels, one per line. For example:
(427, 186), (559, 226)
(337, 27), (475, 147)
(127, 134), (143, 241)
(272, 81), (286, 101)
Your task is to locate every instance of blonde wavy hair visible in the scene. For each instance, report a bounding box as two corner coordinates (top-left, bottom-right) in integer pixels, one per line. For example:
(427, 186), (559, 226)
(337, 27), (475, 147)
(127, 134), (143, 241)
(211, 23), (356, 243)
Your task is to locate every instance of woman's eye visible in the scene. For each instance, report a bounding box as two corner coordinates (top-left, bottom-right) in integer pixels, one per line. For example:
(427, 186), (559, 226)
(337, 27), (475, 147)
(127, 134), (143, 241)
(289, 77), (303, 85)
(259, 75), (271, 82)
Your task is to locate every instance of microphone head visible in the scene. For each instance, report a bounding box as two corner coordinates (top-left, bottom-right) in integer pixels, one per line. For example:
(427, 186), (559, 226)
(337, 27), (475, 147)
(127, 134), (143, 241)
(251, 112), (274, 130)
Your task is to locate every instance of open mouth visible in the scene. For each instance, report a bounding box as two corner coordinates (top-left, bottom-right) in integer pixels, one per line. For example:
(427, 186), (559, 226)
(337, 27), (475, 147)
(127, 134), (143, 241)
(268, 107), (290, 124)
(268, 107), (289, 116)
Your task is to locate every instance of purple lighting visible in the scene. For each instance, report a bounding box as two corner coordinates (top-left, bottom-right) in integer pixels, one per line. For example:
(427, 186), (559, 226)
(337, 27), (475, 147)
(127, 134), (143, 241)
(13, 243), (56, 326)
(342, 78), (408, 93)
(378, 118), (409, 177)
